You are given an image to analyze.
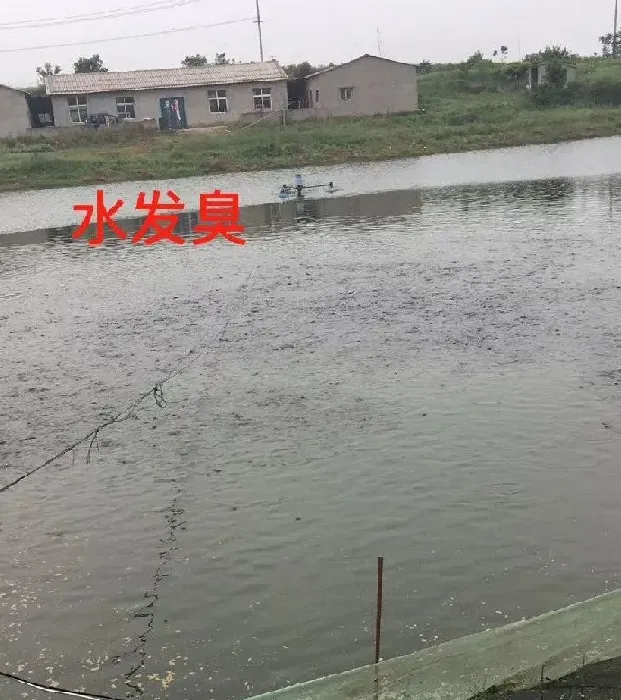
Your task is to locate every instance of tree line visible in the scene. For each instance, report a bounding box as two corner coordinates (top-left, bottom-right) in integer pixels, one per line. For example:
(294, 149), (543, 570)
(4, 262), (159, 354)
(418, 31), (621, 76)
(28, 30), (621, 95)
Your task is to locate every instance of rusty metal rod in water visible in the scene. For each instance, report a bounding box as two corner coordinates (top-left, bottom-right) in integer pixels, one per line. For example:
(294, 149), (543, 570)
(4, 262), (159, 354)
(375, 556), (384, 665)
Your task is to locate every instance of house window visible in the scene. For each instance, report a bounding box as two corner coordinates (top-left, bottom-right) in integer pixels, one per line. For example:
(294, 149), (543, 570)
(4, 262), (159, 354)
(339, 87), (354, 101)
(116, 96), (136, 119)
(253, 87), (272, 110)
(208, 89), (228, 113)
(315, 89), (320, 102)
(68, 95), (87, 124)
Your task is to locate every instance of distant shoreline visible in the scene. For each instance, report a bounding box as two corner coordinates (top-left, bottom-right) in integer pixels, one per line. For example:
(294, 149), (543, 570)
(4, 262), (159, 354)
(1, 106), (621, 193)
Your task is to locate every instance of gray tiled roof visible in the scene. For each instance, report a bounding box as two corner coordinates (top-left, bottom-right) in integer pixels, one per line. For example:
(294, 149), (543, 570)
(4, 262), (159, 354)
(305, 54), (417, 78)
(45, 60), (287, 95)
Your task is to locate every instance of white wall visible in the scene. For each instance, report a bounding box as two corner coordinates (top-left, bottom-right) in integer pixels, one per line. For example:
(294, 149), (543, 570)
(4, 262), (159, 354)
(51, 80), (289, 128)
(305, 57), (418, 117)
(0, 87), (31, 138)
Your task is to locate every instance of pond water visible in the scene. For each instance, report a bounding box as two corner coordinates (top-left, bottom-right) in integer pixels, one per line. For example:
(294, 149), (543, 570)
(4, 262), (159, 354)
(2, 138), (621, 700)
(3, 134), (621, 234)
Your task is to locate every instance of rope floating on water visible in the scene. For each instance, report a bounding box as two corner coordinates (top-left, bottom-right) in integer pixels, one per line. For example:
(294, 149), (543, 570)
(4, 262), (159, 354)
(0, 269), (256, 698)
(0, 671), (123, 700)
(122, 480), (185, 696)
(0, 268), (254, 495)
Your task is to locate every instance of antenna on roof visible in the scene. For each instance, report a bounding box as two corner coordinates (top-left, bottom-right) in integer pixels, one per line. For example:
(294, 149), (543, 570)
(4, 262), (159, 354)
(376, 27), (382, 57)
(255, 0), (264, 62)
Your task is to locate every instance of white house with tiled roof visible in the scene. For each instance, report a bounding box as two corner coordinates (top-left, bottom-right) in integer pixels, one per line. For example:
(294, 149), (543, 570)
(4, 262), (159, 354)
(44, 60), (288, 128)
(294, 54), (418, 118)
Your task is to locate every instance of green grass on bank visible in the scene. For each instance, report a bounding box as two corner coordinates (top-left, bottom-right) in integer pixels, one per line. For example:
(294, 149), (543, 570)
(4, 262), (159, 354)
(3, 57), (621, 192)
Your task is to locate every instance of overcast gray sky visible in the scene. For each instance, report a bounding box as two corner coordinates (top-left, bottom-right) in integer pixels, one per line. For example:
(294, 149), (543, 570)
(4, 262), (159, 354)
(0, 0), (615, 88)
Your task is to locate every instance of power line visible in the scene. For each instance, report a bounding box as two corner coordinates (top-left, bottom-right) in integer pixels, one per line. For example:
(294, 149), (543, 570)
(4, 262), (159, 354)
(0, 0), (204, 29)
(0, 17), (255, 54)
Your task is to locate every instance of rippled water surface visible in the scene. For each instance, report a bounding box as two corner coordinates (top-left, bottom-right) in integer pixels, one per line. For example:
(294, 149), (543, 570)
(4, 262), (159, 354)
(3, 141), (621, 700)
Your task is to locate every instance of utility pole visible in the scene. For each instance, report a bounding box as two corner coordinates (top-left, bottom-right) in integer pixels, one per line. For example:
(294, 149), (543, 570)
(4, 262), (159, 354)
(614, 0), (619, 57)
(255, 0), (264, 62)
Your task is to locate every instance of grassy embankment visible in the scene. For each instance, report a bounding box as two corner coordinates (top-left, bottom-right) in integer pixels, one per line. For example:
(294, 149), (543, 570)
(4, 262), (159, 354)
(2, 57), (621, 191)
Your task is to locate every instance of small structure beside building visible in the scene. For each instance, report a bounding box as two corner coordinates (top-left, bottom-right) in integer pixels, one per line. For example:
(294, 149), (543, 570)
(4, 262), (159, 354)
(288, 54), (418, 119)
(0, 84), (32, 137)
(26, 94), (55, 128)
(526, 61), (577, 90)
(44, 61), (288, 129)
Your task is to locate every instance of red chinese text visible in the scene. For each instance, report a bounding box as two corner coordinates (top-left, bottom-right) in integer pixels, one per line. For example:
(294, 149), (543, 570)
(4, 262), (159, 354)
(131, 190), (185, 246)
(193, 190), (246, 246)
(73, 190), (126, 246)
(72, 189), (246, 246)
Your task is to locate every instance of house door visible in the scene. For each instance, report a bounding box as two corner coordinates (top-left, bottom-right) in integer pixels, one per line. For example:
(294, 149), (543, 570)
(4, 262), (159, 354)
(159, 97), (187, 130)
